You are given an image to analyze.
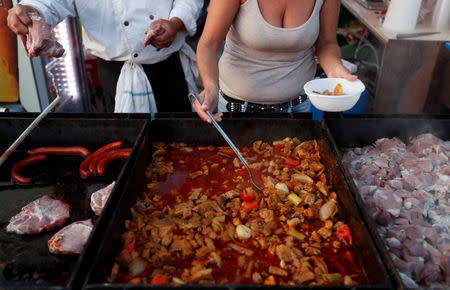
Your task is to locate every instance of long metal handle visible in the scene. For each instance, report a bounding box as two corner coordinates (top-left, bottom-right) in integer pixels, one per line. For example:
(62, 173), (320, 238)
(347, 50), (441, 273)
(0, 96), (61, 168)
(188, 93), (250, 169)
(207, 110), (250, 169)
(189, 93), (262, 192)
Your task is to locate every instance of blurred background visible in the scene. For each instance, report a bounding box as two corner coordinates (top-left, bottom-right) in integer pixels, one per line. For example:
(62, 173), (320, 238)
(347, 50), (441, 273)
(0, 0), (449, 114)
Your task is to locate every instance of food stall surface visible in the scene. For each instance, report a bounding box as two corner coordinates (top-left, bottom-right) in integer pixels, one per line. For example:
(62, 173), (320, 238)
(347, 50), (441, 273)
(81, 116), (394, 289)
(0, 113), (148, 289)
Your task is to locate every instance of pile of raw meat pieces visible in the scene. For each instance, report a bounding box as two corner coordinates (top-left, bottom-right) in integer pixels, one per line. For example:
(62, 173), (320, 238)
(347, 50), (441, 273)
(343, 133), (449, 288)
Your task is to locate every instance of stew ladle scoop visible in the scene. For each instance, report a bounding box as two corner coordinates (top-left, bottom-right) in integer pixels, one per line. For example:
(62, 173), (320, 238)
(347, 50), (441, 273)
(188, 93), (263, 193)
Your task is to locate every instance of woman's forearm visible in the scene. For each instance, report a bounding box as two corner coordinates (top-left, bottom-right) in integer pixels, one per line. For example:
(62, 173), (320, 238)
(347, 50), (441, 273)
(197, 40), (220, 92)
(316, 43), (343, 78)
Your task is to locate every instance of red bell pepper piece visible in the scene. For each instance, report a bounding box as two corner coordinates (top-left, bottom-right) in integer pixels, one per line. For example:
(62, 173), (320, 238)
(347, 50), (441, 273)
(120, 239), (136, 255)
(240, 189), (255, 202)
(242, 200), (258, 213)
(150, 275), (168, 284)
(282, 157), (300, 168)
(273, 144), (285, 151)
(336, 224), (352, 245)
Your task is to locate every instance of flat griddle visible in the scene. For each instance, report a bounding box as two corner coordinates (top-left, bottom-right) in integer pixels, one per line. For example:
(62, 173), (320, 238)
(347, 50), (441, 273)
(0, 113), (148, 289)
(82, 114), (394, 289)
(323, 113), (450, 290)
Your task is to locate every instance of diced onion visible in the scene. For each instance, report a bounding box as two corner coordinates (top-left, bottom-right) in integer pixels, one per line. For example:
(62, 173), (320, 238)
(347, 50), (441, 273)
(128, 257), (147, 276)
(292, 174), (314, 184)
(236, 224), (252, 240)
(316, 181), (328, 196)
(344, 275), (357, 286)
(275, 182), (289, 193)
(320, 200), (337, 221)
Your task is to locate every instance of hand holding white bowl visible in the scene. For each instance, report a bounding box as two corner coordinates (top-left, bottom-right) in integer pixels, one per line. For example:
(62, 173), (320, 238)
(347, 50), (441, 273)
(304, 78), (365, 112)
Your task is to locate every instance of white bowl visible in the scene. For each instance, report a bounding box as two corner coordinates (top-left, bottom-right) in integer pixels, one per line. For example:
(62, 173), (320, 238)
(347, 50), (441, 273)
(304, 78), (365, 112)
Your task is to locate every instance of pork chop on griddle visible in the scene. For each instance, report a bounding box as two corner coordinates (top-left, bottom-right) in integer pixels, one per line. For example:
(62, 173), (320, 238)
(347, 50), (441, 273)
(6, 195), (70, 234)
(48, 219), (93, 254)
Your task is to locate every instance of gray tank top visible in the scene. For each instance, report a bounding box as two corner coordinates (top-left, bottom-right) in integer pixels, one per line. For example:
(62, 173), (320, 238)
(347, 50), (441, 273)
(219, 0), (323, 104)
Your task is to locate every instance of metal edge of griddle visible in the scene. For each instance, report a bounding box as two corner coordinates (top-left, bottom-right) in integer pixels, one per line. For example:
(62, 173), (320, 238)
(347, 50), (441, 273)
(81, 121), (156, 289)
(320, 119), (403, 290)
(83, 284), (389, 289)
(0, 283), (64, 289)
(81, 116), (392, 289)
(70, 120), (152, 290)
(153, 112), (313, 120)
(0, 112), (152, 121)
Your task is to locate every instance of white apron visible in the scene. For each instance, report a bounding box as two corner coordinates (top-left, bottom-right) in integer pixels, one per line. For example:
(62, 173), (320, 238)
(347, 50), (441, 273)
(112, 1), (199, 113)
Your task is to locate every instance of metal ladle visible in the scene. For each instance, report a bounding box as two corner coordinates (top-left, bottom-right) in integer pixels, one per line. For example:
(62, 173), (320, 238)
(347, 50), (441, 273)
(188, 93), (263, 192)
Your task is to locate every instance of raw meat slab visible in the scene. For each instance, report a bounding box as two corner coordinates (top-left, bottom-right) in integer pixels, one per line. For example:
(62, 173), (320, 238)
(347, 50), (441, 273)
(48, 219), (93, 254)
(7, 195), (70, 234)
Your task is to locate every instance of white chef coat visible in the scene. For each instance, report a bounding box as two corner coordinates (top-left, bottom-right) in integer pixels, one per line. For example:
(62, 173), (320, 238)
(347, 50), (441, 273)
(19, 0), (203, 113)
(19, 0), (203, 64)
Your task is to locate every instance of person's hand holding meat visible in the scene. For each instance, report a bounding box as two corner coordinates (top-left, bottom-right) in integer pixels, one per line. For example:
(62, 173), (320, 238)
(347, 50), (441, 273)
(143, 18), (184, 50)
(7, 4), (37, 35)
(7, 4), (64, 58)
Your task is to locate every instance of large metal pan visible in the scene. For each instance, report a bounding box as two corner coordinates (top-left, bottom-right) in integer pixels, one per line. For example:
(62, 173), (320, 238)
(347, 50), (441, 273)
(82, 115), (393, 289)
(0, 113), (149, 289)
(324, 113), (450, 290)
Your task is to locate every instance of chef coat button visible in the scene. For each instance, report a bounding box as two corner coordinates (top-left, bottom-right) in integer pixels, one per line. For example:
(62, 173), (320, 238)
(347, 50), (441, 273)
(124, 21), (129, 26)
(133, 53), (139, 58)
(149, 15), (154, 20)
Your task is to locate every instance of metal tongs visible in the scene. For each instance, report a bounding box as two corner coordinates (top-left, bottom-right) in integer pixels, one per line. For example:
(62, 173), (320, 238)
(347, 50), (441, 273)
(188, 93), (262, 192)
(0, 96), (61, 168)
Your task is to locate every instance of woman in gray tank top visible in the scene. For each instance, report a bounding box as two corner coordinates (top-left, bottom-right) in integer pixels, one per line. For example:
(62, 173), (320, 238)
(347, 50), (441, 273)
(194, 0), (356, 123)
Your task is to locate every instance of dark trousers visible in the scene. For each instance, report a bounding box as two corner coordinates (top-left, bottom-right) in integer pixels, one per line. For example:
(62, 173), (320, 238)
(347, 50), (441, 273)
(96, 52), (191, 112)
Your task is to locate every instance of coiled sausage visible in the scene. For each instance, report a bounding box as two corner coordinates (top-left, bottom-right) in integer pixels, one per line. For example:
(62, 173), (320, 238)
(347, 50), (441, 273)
(97, 149), (132, 177)
(11, 154), (48, 184)
(79, 141), (124, 179)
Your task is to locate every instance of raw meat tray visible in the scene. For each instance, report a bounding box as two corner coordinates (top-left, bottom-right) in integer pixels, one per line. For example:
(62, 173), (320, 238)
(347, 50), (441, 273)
(0, 113), (149, 289)
(323, 113), (450, 290)
(80, 115), (394, 289)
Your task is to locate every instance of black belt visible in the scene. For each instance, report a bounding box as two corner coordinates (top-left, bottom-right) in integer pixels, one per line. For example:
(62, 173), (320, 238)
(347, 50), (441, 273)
(222, 92), (307, 113)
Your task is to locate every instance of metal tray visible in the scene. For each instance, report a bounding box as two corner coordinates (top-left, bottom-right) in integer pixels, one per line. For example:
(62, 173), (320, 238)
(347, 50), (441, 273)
(0, 113), (149, 289)
(82, 115), (393, 289)
(323, 113), (450, 290)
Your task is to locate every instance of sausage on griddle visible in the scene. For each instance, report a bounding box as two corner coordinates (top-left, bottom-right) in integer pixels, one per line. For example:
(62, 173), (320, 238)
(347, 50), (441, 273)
(11, 154), (48, 184)
(80, 141), (124, 179)
(28, 146), (91, 157)
(97, 149), (131, 177)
